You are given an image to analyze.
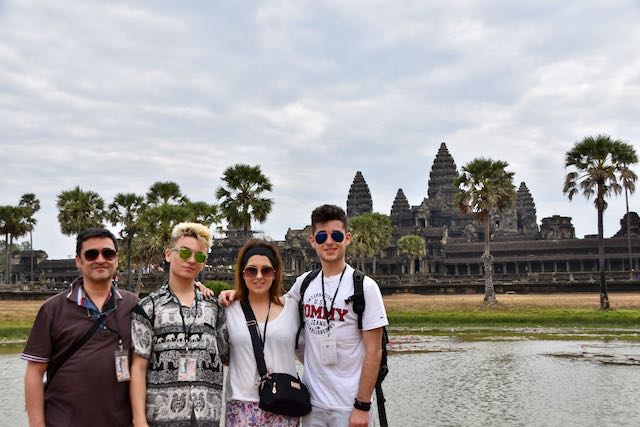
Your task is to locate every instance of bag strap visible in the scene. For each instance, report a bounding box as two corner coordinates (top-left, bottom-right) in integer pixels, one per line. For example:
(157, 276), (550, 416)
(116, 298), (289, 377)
(45, 317), (102, 390)
(351, 270), (366, 330)
(240, 299), (269, 378)
(295, 268), (321, 349)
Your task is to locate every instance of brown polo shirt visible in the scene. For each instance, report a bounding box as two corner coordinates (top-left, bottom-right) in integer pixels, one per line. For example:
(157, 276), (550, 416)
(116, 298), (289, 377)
(21, 278), (138, 427)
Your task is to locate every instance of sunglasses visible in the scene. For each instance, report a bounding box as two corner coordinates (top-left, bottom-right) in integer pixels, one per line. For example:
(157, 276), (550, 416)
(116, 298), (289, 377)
(172, 247), (208, 264)
(243, 266), (276, 279)
(314, 230), (345, 245)
(84, 248), (118, 261)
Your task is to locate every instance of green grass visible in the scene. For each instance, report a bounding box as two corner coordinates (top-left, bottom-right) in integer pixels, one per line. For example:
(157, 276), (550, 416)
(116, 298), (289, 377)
(387, 308), (640, 328)
(203, 280), (234, 295)
(0, 320), (33, 341)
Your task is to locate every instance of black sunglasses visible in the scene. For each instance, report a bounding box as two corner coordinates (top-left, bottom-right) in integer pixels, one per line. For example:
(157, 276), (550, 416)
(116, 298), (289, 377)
(84, 248), (118, 261)
(314, 230), (345, 245)
(243, 266), (276, 279)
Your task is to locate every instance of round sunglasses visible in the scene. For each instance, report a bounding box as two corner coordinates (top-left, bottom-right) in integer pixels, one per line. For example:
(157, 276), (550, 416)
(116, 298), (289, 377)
(83, 248), (118, 261)
(243, 266), (276, 279)
(172, 247), (208, 264)
(314, 230), (345, 245)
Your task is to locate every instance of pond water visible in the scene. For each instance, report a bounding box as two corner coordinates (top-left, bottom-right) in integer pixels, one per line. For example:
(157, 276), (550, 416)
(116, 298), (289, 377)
(2, 338), (639, 426)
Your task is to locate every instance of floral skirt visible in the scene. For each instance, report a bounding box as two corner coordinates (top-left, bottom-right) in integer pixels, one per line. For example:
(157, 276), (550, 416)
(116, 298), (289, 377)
(225, 400), (300, 427)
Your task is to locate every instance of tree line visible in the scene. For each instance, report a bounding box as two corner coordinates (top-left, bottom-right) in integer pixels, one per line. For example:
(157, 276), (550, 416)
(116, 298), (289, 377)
(0, 164), (273, 291)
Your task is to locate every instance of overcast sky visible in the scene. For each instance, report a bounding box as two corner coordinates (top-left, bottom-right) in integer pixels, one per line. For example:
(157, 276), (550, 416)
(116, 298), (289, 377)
(1, 0), (639, 259)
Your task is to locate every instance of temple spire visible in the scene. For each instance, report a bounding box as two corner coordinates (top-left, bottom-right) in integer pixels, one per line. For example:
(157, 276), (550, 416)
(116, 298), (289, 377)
(427, 142), (458, 208)
(346, 171), (373, 217)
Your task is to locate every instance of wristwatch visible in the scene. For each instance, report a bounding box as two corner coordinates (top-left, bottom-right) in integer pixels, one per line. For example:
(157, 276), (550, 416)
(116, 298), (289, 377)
(353, 398), (371, 411)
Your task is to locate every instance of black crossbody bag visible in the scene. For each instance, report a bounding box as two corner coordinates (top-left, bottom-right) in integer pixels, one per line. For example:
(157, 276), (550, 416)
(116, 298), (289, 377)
(240, 299), (312, 417)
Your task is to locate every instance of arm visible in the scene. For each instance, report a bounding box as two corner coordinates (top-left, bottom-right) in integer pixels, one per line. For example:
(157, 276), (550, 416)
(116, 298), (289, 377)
(130, 354), (149, 427)
(24, 361), (48, 427)
(349, 327), (383, 427)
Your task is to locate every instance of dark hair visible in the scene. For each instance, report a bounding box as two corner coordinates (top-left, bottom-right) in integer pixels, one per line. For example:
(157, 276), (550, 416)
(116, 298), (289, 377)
(234, 239), (284, 306)
(76, 228), (118, 256)
(311, 204), (347, 232)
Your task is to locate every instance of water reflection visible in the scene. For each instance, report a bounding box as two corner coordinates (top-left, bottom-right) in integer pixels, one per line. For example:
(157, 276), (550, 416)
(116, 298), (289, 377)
(2, 339), (640, 426)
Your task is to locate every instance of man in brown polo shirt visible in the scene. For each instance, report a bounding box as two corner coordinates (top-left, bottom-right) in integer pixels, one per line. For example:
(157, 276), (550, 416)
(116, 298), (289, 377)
(22, 228), (139, 427)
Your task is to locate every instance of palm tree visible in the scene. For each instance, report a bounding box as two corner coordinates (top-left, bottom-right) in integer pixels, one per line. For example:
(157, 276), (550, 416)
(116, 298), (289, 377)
(146, 181), (190, 207)
(398, 235), (426, 275)
(455, 158), (516, 305)
(348, 213), (392, 274)
(56, 186), (106, 236)
(615, 144), (638, 274)
(185, 201), (220, 226)
(109, 193), (146, 291)
(0, 205), (30, 284)
(563, 135), (638, 309)
(19, 193), (40, 283)
(216, 164), (273, 236)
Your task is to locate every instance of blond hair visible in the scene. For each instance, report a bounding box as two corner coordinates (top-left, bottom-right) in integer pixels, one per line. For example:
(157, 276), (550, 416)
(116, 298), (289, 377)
(170, 222), (213, 248)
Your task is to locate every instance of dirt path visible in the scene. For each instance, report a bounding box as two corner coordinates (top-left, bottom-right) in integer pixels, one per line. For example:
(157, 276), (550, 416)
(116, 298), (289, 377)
(383, 292), (640, 311)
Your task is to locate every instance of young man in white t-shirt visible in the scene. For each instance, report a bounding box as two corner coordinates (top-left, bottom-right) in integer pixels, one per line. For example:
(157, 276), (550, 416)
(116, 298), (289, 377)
(289, 204), (388, 427)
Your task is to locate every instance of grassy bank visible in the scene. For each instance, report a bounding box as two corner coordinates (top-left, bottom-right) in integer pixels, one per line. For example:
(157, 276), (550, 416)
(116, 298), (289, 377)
(2, 293), (640, 344)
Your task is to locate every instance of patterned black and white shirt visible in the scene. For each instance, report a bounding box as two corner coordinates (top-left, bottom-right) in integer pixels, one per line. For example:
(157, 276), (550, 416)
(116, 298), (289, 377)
(131, 283), (229, 427)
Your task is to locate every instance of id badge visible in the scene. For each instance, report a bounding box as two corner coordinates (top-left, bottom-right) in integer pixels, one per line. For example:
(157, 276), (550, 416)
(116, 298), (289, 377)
(114, 349), (130, 382)
(320, 336), (338, 365)
(178, 352), (197, 382)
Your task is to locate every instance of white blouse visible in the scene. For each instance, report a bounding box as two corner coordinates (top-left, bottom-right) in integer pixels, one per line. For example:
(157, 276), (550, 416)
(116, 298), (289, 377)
(224, 296), (301, 402)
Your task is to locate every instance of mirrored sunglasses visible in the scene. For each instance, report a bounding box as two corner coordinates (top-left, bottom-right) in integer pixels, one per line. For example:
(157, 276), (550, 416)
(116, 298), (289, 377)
(243, 266), (276, 279)
(84, 248), (117, 261)
(314, 230), (345, 245)
(173, 247), (207, 264)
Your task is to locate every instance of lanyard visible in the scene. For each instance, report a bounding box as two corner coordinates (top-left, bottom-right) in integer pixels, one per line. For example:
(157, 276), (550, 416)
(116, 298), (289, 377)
(83, 285), (124, 350)
(321, 266), (347, 333)
(176, 287), (199, 352)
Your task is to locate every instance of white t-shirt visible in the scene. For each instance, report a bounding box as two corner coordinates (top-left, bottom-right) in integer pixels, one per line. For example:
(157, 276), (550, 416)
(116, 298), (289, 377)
(287, 264), (389, 410)
(224, 296), (301, 403)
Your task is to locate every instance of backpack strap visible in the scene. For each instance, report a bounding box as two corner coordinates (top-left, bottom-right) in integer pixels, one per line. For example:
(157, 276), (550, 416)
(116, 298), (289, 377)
(295, 268), (321, 349)
(350, 270), (366, 330)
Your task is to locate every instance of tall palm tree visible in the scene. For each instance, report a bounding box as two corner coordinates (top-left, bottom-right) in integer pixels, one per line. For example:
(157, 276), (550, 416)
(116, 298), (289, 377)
(348, 213), (392, 274)
(0, 205), (30, 284)
(109, 193), (146, 291)
(215, 164), (273, 236)
(19, 193), (40, 283)
(564, 135), (638, 309)
(455, 158), (516, 305)
(185, 201), (220, 226)
(398, 235), (426, 275)
(615, 144), (638, 273)
(56, 186), (106, 236)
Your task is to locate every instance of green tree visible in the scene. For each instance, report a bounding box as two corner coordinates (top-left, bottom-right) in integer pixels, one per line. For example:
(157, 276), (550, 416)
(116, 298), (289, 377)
(19, 193), (40, 283)
(56, 186), (106, 235)
(185, 201), (220, 226)
(215, 164), (273, 236)
(398, 235), (426, 275)
(348, 213), (392, 274)
(109, 193), (146, 292)
(146, 181), (190, 207)
(617, 145), (638, 273)
(455, 158), (516, 305)
(0, 205), (30, 284)
(563, 135), (638, 309)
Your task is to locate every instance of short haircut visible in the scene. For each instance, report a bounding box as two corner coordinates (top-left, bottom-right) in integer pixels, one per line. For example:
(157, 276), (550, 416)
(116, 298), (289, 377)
(169, 222), (212, 248)
(234, 239), (284, 306)
(311, 204), (347, 232)
(76, 228), (118, 256)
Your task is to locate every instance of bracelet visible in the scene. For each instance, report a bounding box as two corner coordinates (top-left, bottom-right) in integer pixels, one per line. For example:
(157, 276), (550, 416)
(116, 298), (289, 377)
(353, 398), (371, 411)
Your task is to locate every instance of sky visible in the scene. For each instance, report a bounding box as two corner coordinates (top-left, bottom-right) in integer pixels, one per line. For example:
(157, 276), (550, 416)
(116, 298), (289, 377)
(1, 0), (639, 259)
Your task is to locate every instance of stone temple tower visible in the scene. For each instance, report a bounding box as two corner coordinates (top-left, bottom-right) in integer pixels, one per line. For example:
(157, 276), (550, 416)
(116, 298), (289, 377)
(517, 182), (539, 237)
(427, 142), (458, 209)
(390, 189), (413, 227)
(346, 171), (373, 217)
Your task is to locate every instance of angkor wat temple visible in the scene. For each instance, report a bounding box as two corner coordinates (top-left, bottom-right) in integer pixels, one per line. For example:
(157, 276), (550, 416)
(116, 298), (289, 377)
(211, 143), (639, 291)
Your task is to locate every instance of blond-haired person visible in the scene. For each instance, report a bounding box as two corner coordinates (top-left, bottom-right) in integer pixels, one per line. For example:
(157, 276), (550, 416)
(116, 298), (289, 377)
(130, 222), (229, 427)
